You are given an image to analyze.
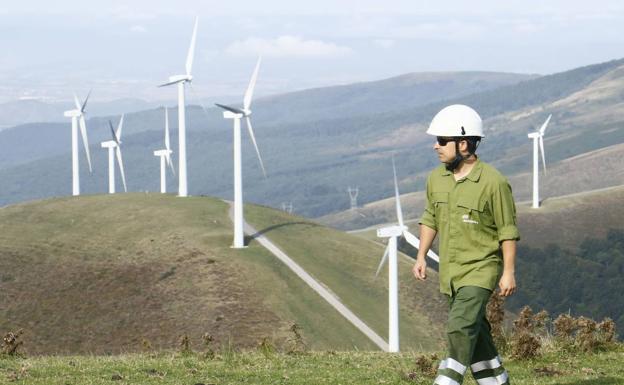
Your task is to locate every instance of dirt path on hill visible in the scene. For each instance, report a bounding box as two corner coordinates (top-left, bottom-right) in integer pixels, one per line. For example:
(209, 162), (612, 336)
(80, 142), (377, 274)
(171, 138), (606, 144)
(226, 202), (389, 351)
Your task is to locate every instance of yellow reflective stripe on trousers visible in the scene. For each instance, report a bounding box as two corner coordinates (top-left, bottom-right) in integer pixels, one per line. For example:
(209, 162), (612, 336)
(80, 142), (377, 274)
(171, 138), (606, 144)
(476, 371), (509, 385)
(471, 355), (502, 372)
(434, 374), (460, 385)
(439, 357), (467, 375)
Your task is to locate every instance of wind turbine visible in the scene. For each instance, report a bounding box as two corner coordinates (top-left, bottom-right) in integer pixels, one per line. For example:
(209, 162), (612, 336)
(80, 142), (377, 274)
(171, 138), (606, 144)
(215, 57), (266, 248)
(528, 114), (551, 208)
(375, 158), (440, 352)
(100, 115), (127, 194)
(158, 17), (198, 197)
(154, 108), (176, 193)
(63, 91), (93, 196)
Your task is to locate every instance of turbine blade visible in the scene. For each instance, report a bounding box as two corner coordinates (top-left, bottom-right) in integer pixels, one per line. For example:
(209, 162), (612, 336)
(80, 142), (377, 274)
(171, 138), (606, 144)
(392, 157), (404, 227)
(427, 249), (440, 263)
(166, 153), (176, 175)
(403, 230), (440, 263)
(164, 108), (170, 151)
(116, 114), (124, 141)
(539, 136), (546, 173)
(375, 243), (391, 278)
(79, 115), (92, 173)
(402, 230), (421, 250)
(81, 89), (91, 112)
(73, 93), (81, 110)
(158, 80), (182, 87)
(108, 120), (117, 142)
(185, 17), (198, 76)
(243, 56), (261, 111)
(188, 82), (213, 121)
(115, 146), (127, 193)
(215, 103), (244, 114)
(245, 117), (267, 178)
(539, 114), (552, 135)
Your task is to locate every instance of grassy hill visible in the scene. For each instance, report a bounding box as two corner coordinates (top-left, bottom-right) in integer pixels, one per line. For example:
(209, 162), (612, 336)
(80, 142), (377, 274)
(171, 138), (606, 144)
(0, 194), (446, 355)
(2, 348), (623, 385)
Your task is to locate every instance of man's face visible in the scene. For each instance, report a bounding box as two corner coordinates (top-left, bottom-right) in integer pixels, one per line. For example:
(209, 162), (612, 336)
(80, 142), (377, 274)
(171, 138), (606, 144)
(434, 137), (458, 163)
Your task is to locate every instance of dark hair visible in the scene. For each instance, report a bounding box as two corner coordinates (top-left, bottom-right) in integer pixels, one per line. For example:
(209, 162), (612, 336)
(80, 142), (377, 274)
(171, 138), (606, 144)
(459, 136), (481, 155)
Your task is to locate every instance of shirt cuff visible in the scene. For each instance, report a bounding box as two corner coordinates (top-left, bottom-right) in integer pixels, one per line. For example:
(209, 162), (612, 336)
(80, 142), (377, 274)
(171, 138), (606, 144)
(419, 215), (437, 232)
(497, 225), (520, 241)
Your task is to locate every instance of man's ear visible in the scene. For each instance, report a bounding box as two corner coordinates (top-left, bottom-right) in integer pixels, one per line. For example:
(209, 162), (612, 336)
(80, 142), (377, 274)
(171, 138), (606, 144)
(458, 139), (469, 154)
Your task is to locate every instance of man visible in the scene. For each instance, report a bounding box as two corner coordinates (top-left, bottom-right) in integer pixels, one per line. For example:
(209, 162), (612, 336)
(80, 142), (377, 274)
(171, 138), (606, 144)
(413, 104), (519, 385)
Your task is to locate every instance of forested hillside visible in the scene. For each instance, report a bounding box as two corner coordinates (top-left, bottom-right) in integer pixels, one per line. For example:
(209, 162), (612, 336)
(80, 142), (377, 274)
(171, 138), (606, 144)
(509, 229), (624, 328)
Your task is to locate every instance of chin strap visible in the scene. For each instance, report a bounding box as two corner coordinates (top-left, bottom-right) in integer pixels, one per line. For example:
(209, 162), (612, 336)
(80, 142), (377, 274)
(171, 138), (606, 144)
(445, 141), (465, 172)
(445, 139), (480, 172)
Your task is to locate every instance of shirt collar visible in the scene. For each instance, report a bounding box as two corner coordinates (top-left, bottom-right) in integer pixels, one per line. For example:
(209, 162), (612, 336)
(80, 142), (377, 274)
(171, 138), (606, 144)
(466, 159), (483, 182)
(441, 158), (482, 182)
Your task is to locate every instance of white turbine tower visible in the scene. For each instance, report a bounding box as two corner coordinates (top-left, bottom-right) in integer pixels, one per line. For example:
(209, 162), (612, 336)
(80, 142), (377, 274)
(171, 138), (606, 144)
(215, 57), (266, 249)
(158, 17), (198, 197)
(100, 115), (127, 194)
(154, 108), (176, 193)
(63, 91), (93, 196)
(528, 114), (551, 208)
(375, 159), (440, 352)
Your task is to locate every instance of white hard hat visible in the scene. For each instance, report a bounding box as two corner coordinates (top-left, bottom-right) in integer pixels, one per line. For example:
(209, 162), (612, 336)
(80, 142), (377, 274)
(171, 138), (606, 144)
(427, 104), (484, 138)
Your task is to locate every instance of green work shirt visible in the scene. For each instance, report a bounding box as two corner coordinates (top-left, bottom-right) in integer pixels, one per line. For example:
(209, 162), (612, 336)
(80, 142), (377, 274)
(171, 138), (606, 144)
(419, 159), (520, 296)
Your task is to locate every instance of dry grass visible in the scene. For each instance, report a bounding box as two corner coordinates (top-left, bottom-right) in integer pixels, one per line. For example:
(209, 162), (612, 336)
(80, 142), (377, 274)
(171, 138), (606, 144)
(0, 193), (447, 355)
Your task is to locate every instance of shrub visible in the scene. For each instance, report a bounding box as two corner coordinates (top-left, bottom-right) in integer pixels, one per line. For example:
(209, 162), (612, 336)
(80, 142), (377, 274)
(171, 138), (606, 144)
(2, 330), (24, 357)
(286, 323), (307, 355)
(509, 306), (548, 359)
(486, 292), (508, 352)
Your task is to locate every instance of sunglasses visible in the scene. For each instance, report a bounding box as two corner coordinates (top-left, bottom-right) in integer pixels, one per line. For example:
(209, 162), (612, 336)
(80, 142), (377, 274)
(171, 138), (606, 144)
(436, 137), (456, 146)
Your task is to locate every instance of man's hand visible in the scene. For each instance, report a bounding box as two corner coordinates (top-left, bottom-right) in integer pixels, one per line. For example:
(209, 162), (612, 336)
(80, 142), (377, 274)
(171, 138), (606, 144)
(413, 258), (427, 281)
(498, 272), (516, 297)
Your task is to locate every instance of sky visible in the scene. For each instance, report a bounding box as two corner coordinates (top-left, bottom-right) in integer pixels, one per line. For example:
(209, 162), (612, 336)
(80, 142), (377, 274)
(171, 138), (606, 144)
(1, 0), (623, 103)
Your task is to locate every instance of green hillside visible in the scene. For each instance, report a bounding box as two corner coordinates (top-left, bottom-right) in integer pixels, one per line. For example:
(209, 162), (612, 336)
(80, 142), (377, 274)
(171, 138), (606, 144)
(0, 194), (446, 355)
(2, 348), (624, 385)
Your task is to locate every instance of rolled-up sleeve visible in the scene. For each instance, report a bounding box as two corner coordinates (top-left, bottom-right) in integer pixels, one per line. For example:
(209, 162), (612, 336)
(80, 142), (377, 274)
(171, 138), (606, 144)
(492, 179), (520, 241)
(419, 175), (437, 231)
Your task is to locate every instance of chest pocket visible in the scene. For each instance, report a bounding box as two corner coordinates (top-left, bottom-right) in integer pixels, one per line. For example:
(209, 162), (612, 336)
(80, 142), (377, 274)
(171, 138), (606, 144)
(432, 192), (449, 223)
(456, 196), (494, 227)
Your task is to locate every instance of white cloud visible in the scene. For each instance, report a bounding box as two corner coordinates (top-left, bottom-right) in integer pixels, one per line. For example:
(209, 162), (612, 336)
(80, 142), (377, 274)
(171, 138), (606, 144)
(110, 6), (157, 21)
(373, 39), (396, 48)
(130, 25), (147, 33)
(225, 36), (353, 57)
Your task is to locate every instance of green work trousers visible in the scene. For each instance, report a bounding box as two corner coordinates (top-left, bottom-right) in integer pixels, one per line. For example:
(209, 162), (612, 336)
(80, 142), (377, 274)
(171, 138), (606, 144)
(433, 286), (510, 385)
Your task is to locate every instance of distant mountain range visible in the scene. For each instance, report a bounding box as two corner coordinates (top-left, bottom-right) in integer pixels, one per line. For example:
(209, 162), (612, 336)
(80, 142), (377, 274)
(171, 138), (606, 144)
(0, 59), (622, 218)
(0, 98), (162, 129)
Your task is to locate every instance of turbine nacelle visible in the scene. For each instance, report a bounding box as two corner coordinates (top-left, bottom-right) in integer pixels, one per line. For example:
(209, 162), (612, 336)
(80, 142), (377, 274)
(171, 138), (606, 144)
(159, 74), (192, 87)
(528, 132), (541, 139)
(101, 140), (118, 149)
(154, 149), (172, 156)
(216, 103), (250, 117)
(64, 110), (81, 118)
(377, 225), (406, 238)
(222, 110), (243, 119)
(170, 74), (192, 83)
